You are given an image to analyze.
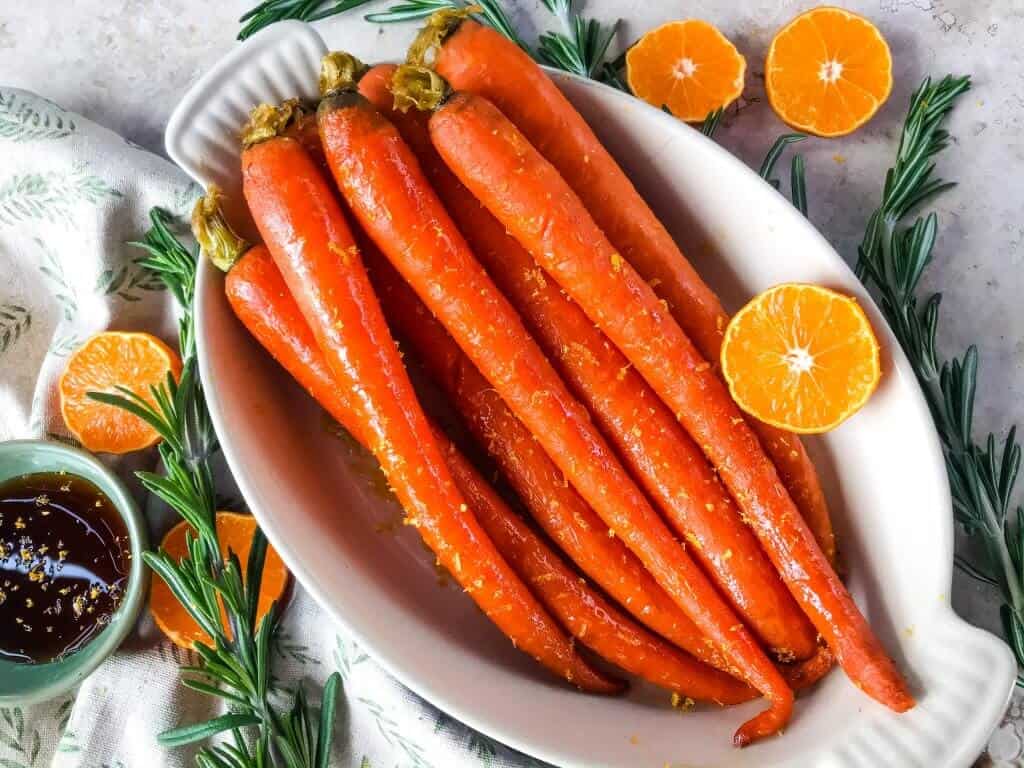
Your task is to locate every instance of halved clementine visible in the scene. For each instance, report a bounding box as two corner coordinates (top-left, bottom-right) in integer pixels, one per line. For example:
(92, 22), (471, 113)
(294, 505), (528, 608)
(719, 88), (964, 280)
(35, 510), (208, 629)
(766, 6), (892, 137)
(60, 331), (182, 454)
(626, 20), (746, 122)
(721, 284), (881, 434)
(151, 511), (291, 649)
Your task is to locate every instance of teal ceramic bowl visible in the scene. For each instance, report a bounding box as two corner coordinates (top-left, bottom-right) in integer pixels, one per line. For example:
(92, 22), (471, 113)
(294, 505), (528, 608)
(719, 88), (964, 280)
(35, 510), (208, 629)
(0, 439), (148, 705)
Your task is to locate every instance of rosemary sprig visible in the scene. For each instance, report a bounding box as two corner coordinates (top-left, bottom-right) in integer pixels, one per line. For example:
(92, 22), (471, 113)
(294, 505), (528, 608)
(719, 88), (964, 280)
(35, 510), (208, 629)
(698, 108), (724, 138)
(365, 0), (525, 48)
(852, 76), (1024, 681)
(239, 0), (524, 48)
(536, 0), (619, 80)
(758, 133), (808, 216)
(239, 0), (371, 40)
(90, 208), (341, 765)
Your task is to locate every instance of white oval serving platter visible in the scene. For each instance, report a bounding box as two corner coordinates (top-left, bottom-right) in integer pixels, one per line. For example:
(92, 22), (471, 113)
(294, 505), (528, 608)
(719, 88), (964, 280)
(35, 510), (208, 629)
(167, 20), (1015, 768)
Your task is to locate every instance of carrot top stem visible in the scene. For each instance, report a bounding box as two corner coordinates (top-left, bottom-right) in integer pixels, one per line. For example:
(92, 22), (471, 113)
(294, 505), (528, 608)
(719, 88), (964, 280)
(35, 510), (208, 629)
(319, 51), (369, 97)
(191, 186), (249, 272)
(407, 7), (476, 67)
(241, 99), (307, 148)
(391, 65), (450, 113)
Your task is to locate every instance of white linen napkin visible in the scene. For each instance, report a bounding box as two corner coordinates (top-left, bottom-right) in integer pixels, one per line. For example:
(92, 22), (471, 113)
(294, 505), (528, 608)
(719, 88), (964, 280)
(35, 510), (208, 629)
(0, 87), (549, 768)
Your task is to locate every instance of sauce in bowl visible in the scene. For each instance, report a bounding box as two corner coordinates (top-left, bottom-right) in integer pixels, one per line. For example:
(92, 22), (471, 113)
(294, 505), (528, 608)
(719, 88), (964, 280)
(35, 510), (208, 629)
(0, 471), (131, 664)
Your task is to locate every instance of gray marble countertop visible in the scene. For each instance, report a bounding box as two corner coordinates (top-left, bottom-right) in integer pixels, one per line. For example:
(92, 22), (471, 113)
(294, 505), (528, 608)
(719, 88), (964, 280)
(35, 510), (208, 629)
(2, 0), (1022, 763)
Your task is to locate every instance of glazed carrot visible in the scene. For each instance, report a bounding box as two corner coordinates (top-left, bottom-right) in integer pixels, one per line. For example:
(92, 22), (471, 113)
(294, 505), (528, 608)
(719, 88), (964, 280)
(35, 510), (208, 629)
(419, 12), (835, 565)
(425, 84), (913, 716)
(235, 117), (618, 694)
(318, 71), (793, 746)
(204, 194), (832, 699)
(366, 246), (728, 672)
(435, 427), (757, 704)
(208, 225), (754, 705)
(359, 63), (817, 662)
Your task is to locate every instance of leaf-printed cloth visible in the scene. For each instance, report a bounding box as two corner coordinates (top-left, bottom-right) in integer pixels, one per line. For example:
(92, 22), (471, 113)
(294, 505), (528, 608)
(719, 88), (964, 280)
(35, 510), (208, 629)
(0, 88), (553, 768)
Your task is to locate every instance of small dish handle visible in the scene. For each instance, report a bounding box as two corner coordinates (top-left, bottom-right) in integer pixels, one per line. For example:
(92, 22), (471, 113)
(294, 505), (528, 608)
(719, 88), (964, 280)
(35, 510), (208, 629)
(165, 21), (328, 239)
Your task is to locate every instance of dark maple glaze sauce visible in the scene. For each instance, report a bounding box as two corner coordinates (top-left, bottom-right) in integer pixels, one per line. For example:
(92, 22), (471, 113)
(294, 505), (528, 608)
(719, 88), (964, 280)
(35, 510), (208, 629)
(0, 471), (130, 664)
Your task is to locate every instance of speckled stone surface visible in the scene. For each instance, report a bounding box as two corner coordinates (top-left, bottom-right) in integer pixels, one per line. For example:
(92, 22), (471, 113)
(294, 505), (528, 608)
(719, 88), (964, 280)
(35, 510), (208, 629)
(2, 0), (1022, 762)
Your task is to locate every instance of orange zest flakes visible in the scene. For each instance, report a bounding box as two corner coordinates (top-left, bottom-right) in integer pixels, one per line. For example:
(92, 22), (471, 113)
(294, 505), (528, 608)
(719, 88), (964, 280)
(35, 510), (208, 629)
(626, 20), (746, 122)
(720, 284), (881, 434)
(59, 331), (182, 454)
(150, 511), (291, 649)
(766, 6), (893, 137)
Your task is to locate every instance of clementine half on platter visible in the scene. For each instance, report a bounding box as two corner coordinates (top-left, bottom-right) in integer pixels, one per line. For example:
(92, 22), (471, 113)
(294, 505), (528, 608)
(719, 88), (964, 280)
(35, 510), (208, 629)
(151, 511), (291, 649)
(627, 19), (746, 122)
(765, 6), (893, 137)
(721, 283), (881, 434)
(60, 331), (182, 454)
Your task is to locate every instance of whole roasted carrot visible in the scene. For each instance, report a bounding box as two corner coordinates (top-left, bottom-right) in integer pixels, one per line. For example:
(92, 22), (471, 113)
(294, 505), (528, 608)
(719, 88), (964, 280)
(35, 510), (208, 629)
(366, 245), (730, 673)
(203, 189), (832, 700)
(424, 81), (914, 716)
(435, 427), (756, 704)
(201, 207), (755, 705)
(236, 113), (618, 694)
(318, 66), (793, 746)
(360, 62), (817, 662)
(416, 11), (835, 565)
(368, 246), (836, 695)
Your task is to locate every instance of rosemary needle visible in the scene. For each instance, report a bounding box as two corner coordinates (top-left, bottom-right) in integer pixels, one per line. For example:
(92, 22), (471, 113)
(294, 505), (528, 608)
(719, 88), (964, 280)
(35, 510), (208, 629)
(853, 76), (1024, 683)
(91, 209), (341, 766)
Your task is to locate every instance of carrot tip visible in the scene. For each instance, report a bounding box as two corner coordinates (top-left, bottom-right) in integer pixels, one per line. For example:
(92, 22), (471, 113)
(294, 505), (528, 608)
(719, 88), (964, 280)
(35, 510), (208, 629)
(241, 100), (305, 149)
(192, 186), (249, 273)
(392, 65), (450, 113)
(407, 7), (474, 67)
(319, 51), (368, 98)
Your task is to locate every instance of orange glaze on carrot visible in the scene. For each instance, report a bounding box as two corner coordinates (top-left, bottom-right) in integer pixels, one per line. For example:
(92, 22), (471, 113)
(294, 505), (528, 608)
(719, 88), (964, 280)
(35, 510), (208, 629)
(225, 227), (832, 701)
(428, 90), (913, 722)
(224, 242), (762, 703)
(358, 63), (817, 662)
(431, 17), (835, 565)
(240, 135), (617, 693)
(436, 427), (753, 704)
(366, 246), (732, 674)
(317, 88), (793, 745)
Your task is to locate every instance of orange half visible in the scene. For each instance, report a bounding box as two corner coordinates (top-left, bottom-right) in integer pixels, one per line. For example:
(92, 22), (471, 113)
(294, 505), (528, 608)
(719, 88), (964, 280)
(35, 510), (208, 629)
(60, 331), (182, 454)
(150, 511), (291, 649)
(721, 284), (881, 434)
(766, 6), (892, 137)
(627, 20), (746, 122)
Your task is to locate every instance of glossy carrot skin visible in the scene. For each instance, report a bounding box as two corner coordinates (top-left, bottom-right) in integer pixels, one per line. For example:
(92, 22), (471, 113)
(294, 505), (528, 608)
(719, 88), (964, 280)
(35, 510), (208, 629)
(367, 247), (730, 674)
(358, 64), (816, 662)
(429, 92), (913, 718)
(318, 92), (793, 745)
(226, 241), (831, 701)
(240, 137), (617, 693)
(436, 427), (753, 704)
(224, 246), (758, 704)
(433, 19), (835, 566)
